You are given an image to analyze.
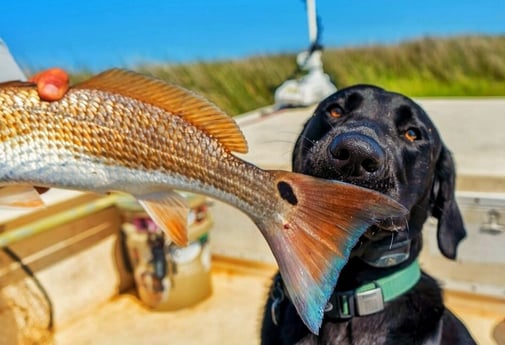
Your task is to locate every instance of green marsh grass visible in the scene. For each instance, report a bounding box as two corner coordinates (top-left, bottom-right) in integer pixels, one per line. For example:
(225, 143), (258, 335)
(70, 35), (505, 116)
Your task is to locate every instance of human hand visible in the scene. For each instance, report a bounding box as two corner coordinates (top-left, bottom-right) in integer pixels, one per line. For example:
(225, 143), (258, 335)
(29, 68), (69, 101)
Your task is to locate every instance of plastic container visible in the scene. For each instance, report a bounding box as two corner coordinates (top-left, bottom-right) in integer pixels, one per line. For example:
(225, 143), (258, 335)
(119, 192), (213, 310)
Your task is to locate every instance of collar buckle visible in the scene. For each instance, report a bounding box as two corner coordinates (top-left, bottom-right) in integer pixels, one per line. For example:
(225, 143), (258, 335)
(325, 285), (385, 319)
(325, 290), (355, 319)
(355, 286), (384, 316)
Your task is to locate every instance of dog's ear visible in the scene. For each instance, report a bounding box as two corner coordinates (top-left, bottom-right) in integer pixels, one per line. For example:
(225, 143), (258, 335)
(430, 145), (466, 259)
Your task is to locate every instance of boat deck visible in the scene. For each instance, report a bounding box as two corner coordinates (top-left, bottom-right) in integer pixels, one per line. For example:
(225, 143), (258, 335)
(1, 99), (504, 345)
(51, 258), (504, 345)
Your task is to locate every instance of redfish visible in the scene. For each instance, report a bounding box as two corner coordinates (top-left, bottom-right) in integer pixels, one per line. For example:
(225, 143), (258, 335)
(0, 69), (406, 333)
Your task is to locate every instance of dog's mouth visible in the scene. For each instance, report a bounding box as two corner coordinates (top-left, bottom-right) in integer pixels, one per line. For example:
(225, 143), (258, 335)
(303, 162), (408, 237)
(376, 216), (407, 231)
(328, 175), (408, 237)
(363, 217), (408, 240)
(337, 174), (394, 194)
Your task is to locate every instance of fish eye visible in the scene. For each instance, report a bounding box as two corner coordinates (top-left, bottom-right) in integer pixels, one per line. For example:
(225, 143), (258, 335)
(404, 128), (421, 142)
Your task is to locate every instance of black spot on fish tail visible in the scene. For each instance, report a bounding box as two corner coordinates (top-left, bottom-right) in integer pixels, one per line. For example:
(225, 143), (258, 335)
(277, 181), (298, 206)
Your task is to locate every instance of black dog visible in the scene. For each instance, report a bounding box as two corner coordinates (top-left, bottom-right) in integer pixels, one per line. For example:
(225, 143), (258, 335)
(261, 85), (476, 344)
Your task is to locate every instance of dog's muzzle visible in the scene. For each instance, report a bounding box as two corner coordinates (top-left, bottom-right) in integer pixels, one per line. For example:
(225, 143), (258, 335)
(329, 132), (385, 179)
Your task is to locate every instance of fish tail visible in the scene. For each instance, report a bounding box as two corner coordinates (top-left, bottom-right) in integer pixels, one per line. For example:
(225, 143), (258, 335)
(256, 171), (407, 334)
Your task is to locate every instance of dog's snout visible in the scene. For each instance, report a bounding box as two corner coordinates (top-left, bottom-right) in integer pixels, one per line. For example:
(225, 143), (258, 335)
(329, 133), (385, 176)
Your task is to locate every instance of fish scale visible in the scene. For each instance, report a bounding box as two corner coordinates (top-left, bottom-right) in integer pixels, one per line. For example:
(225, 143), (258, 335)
(18, 87), (274, 213)
(0, 68), (407, 334)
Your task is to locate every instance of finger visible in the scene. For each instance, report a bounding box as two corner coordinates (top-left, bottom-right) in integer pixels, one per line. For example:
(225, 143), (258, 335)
(29, 68), (69, 101)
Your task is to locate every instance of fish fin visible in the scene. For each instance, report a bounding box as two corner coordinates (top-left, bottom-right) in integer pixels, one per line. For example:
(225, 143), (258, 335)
(73, 68), (248, 154)
(136, 191), (189, 246)
(257, 171), (407, 334)
(0, 185), (45, 208)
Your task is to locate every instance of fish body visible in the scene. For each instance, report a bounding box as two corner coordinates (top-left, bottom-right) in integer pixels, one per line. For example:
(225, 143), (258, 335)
(1, 83), (269, 212)
(0, 69), (406, 333)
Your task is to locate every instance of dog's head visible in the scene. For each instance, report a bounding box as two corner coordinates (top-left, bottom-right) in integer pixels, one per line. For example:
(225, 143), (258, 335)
(293, 85), (466, 260)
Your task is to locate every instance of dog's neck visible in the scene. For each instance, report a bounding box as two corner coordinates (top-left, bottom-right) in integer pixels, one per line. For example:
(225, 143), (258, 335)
(316, 234), (423, 321)
(353, 237), (412, 268)
(335, 192), (431, 291)
(324, 259), (422, 320)
(335, 234), (423, 292)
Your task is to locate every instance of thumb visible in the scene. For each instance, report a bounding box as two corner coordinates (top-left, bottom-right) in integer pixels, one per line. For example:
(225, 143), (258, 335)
(29, 68), (69, 101)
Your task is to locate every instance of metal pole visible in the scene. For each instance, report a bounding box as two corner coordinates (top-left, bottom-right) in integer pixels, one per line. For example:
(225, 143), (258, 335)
(306, 0), (318, 44)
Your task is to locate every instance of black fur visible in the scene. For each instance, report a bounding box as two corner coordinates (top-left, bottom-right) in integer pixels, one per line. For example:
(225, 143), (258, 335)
(260, 85), (476, 344)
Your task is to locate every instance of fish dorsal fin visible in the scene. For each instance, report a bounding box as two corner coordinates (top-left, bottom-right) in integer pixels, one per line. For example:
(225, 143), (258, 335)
(74, 68), (248, 154)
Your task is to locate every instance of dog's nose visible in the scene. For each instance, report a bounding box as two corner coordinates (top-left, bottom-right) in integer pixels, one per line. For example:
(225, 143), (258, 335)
(329, 133), (385, 176)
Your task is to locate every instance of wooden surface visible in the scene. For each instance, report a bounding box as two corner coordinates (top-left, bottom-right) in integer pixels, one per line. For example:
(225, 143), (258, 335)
(0, 190), (98, 233)
(446, 291), (505, 345)
(0, 203), (129, 345)
(51, 258), (505, 345)
(53, 258), (276, 345)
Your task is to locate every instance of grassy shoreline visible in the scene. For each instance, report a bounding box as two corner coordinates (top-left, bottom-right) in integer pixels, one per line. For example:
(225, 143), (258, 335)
(69, 35), (505, 116)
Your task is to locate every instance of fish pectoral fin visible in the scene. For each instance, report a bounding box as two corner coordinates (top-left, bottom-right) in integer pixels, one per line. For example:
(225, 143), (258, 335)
(136, 191), (189, 246)
(0, 185), (46, 208)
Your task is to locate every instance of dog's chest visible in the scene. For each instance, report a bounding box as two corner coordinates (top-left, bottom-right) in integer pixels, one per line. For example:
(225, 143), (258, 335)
(295, 318), (388, 345)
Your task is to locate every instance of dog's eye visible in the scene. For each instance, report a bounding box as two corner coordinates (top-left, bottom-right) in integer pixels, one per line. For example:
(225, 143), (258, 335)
(404, 128), (421, 142)
(326, 105), (343, 119)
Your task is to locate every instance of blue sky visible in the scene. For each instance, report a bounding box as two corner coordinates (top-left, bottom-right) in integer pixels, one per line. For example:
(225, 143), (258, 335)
(1, 0), (504, 72)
